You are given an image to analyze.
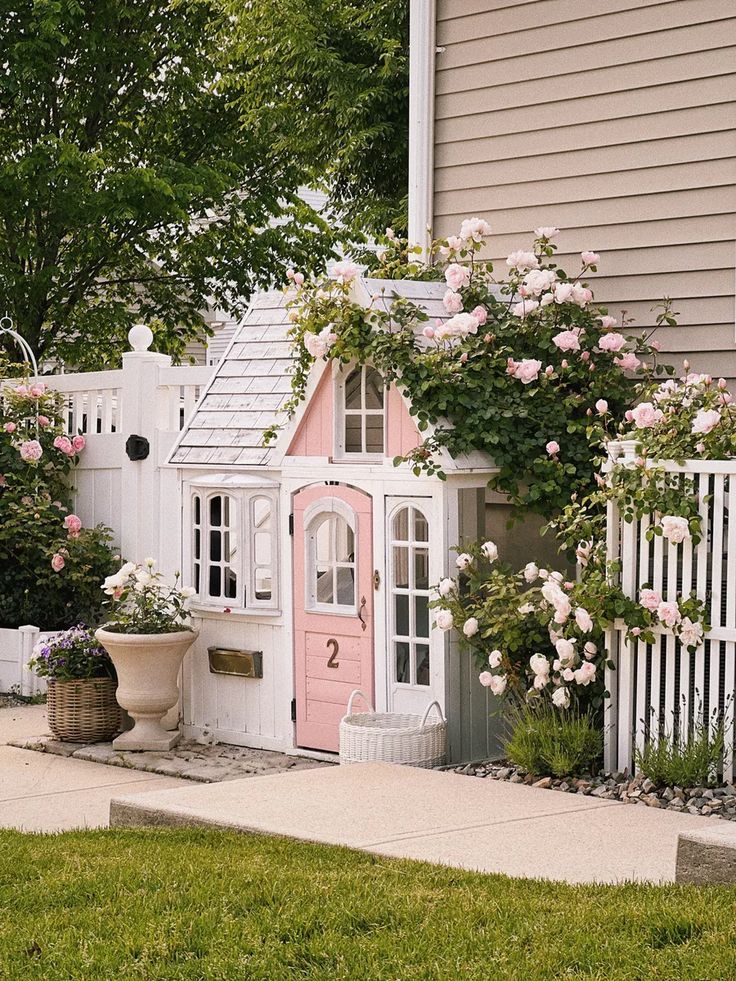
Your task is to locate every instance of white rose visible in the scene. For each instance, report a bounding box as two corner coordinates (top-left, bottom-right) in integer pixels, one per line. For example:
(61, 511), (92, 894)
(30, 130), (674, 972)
(660, 515), (690, 544)
(180, 586), (197, 599)
(489, 674), (507, 696)
(529, 653), (550, 678)
(555, 638), (576, 666)
(523, 562), (539, 583)
(463, 617), (479, 638)
(552, 687), (570, 709)
(438, 578), (454, 597)
(574, 607), (594, 633)
(584, 641), (598, 659)
(455, 553), (473, 571)
(488, 649), (503, 668)
(435, 610), (454, 631)
(481, 541), (498, 563)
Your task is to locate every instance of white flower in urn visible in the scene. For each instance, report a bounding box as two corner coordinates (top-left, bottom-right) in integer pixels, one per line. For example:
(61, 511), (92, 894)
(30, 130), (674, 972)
(660, 515), (690, 544)
(437, 578), (454, 597)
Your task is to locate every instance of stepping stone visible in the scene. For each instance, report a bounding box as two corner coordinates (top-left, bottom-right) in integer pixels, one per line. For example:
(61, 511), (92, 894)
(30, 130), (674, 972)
(676, 825), (736, 884)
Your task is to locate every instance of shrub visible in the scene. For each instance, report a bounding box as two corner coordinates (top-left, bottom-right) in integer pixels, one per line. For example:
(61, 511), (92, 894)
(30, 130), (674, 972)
(0, 378), (118, 629)
(635, 714), (726, 788)
(504, 699), (602, 778)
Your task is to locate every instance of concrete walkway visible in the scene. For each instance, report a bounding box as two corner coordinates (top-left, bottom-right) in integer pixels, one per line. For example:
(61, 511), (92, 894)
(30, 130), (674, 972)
(0, 705), (188, 832)
(111, 760), (714, 884)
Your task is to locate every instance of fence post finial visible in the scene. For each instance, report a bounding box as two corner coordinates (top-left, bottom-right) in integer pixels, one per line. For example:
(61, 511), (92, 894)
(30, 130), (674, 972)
(128, 323), (153, 352)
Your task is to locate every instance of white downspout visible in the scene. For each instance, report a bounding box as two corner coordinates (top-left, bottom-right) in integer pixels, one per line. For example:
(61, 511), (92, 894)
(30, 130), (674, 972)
(407, 0), (436, 262)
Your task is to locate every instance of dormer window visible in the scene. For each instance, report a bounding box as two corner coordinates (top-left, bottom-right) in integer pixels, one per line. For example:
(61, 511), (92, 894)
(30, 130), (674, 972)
(336, 365), (385, 460)
(187, 476), (279, 612)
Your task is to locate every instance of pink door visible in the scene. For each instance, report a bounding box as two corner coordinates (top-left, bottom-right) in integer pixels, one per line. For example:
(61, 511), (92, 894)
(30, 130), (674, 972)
(293, 484), (374, 752)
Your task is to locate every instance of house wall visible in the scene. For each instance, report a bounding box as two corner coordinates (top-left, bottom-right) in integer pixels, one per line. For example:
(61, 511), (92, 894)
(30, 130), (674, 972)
(433, 0), (736, 379)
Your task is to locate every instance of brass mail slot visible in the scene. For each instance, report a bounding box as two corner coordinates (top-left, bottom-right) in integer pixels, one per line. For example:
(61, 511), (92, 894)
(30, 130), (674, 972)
(208, 647), (263, 678)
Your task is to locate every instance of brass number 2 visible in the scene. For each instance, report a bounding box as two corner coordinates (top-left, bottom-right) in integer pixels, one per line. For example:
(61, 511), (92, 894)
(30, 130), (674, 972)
(326, 638), (340, 669)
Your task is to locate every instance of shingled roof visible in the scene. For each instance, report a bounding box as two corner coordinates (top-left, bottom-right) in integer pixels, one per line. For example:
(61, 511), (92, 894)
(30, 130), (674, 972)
(168, 278), (462, 468)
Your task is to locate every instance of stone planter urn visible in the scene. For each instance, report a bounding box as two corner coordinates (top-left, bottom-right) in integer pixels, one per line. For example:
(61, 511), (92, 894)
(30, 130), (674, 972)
(95, 628), (198, 751)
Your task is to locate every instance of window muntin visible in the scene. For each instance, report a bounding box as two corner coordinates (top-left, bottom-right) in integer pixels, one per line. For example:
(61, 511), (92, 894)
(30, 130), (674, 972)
(340, 366), (385, 456)
(308, 511), (356, 611)
(390, 505), (431, 686)
(189, 485), (278, 611)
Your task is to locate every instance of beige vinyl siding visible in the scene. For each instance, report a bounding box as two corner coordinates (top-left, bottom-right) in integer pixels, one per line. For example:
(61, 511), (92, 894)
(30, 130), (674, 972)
(434, 0), (736, 378)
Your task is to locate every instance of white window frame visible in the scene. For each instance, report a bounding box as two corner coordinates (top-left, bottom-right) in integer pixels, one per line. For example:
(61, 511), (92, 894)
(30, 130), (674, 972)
(303, 497), (358, 616)
(334, 363), (386, 462)
(387, 500), (432, 688)
(185, 476), (279, 614)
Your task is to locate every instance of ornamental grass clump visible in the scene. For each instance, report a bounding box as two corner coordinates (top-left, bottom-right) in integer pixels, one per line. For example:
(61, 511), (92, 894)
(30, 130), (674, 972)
(504, 699), (602, 778)
(27, 625), (114, 681)
(635, 708), (727, 789)
(100, 559), (196, 634)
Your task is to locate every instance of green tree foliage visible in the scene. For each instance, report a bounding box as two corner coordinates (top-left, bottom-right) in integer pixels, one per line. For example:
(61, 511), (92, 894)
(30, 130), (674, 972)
(0, 0), (346, 369)
(225, 0), (409, 238)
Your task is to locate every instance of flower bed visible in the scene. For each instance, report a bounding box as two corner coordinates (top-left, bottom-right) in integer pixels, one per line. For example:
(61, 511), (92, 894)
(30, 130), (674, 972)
(451, 759), (736, 820)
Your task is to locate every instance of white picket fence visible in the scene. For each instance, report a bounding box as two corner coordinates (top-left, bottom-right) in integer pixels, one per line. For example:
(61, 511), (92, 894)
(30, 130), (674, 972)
(604, 441), (736, 780)
(0, 332), (213, 692)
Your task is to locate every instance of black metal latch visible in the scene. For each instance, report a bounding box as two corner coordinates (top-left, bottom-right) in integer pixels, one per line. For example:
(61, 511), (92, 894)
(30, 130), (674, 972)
(125, 434), (150, 461)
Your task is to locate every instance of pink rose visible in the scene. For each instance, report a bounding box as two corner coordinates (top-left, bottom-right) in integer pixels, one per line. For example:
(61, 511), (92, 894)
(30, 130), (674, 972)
(459, 217), (491, 242)
(661, 515), (689, 544)
(64, 514), (82, 538)
(285, 268), (295, 280)
(422, 326), (435, 340)
(614, 352), (641, 371)
(692, 409), (720, 435)
(29, 384), (46, 398)
(471, 305), (487, 325)
(19, 439), (42, 462)
(546, 440), (560, 456)
(640, 588), (661, 611)
(36, 415), (50, 428)
(442, 289), (463, 314)
(573, 662), (596, 686)
(14, 385), (29, 397)
(533, 226), (560, 239)
(293, 272), (305, 286)
(511, 299), (539, 319)
(657, 601), (681, 628)
(581, 251), (600, 265)
(598, 332), (626, 353)
(478, 671), (494, 688)
(515, 359), (542, 384)
(598, 315), (617, 330)
(71, 435), (86, 452)
(595, 399), (608, 414)
(3, 422), (16, 433)
(506, 250), (538, 272)
(444, 263), (470, 291)
(331, 260), (360, 284)
(51, 553), (65, 572)
(552, 329), (581, 352)
(630, 402), (664, 429)
(522, 269), (557, 295)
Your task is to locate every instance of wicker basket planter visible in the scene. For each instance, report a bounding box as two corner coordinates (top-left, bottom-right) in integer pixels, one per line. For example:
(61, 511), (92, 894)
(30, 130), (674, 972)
(46, 677), (121, 743)
(339, 690), (447, 768)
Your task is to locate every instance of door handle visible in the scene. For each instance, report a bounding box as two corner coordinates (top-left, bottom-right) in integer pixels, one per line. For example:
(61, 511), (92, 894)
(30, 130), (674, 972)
(357, 595), (367, 632)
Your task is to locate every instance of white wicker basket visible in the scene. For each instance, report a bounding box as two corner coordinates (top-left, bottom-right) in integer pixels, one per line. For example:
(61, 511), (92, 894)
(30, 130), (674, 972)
(339, 690), (447, 768)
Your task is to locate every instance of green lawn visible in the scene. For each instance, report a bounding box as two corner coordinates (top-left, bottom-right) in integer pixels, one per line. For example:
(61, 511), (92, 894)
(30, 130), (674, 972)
(1, 829), (736, 979)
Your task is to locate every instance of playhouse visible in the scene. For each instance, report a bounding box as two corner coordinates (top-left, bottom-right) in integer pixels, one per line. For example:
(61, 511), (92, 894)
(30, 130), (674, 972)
(167, 278), (532, 762)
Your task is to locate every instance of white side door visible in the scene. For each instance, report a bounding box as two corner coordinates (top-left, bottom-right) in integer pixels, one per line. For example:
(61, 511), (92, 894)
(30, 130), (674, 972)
(385, 496), (444, 717)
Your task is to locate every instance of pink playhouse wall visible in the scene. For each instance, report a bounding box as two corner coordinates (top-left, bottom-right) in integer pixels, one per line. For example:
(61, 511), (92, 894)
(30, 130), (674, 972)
(287, 368), (421, 458)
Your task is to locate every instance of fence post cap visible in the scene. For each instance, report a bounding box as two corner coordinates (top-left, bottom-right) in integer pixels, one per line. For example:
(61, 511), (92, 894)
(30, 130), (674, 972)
(128, 323), (154, 352)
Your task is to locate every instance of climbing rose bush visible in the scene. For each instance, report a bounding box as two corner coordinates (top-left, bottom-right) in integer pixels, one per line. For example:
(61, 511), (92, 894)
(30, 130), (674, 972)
(0, 378), (117, 629)
(272, 220), (673, 519)
(431, 540), (707, 713)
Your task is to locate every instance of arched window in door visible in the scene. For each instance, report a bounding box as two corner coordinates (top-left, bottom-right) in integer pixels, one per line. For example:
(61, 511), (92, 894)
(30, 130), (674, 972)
(306, 509), (356, 611)
(389, 504), (430, 686)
